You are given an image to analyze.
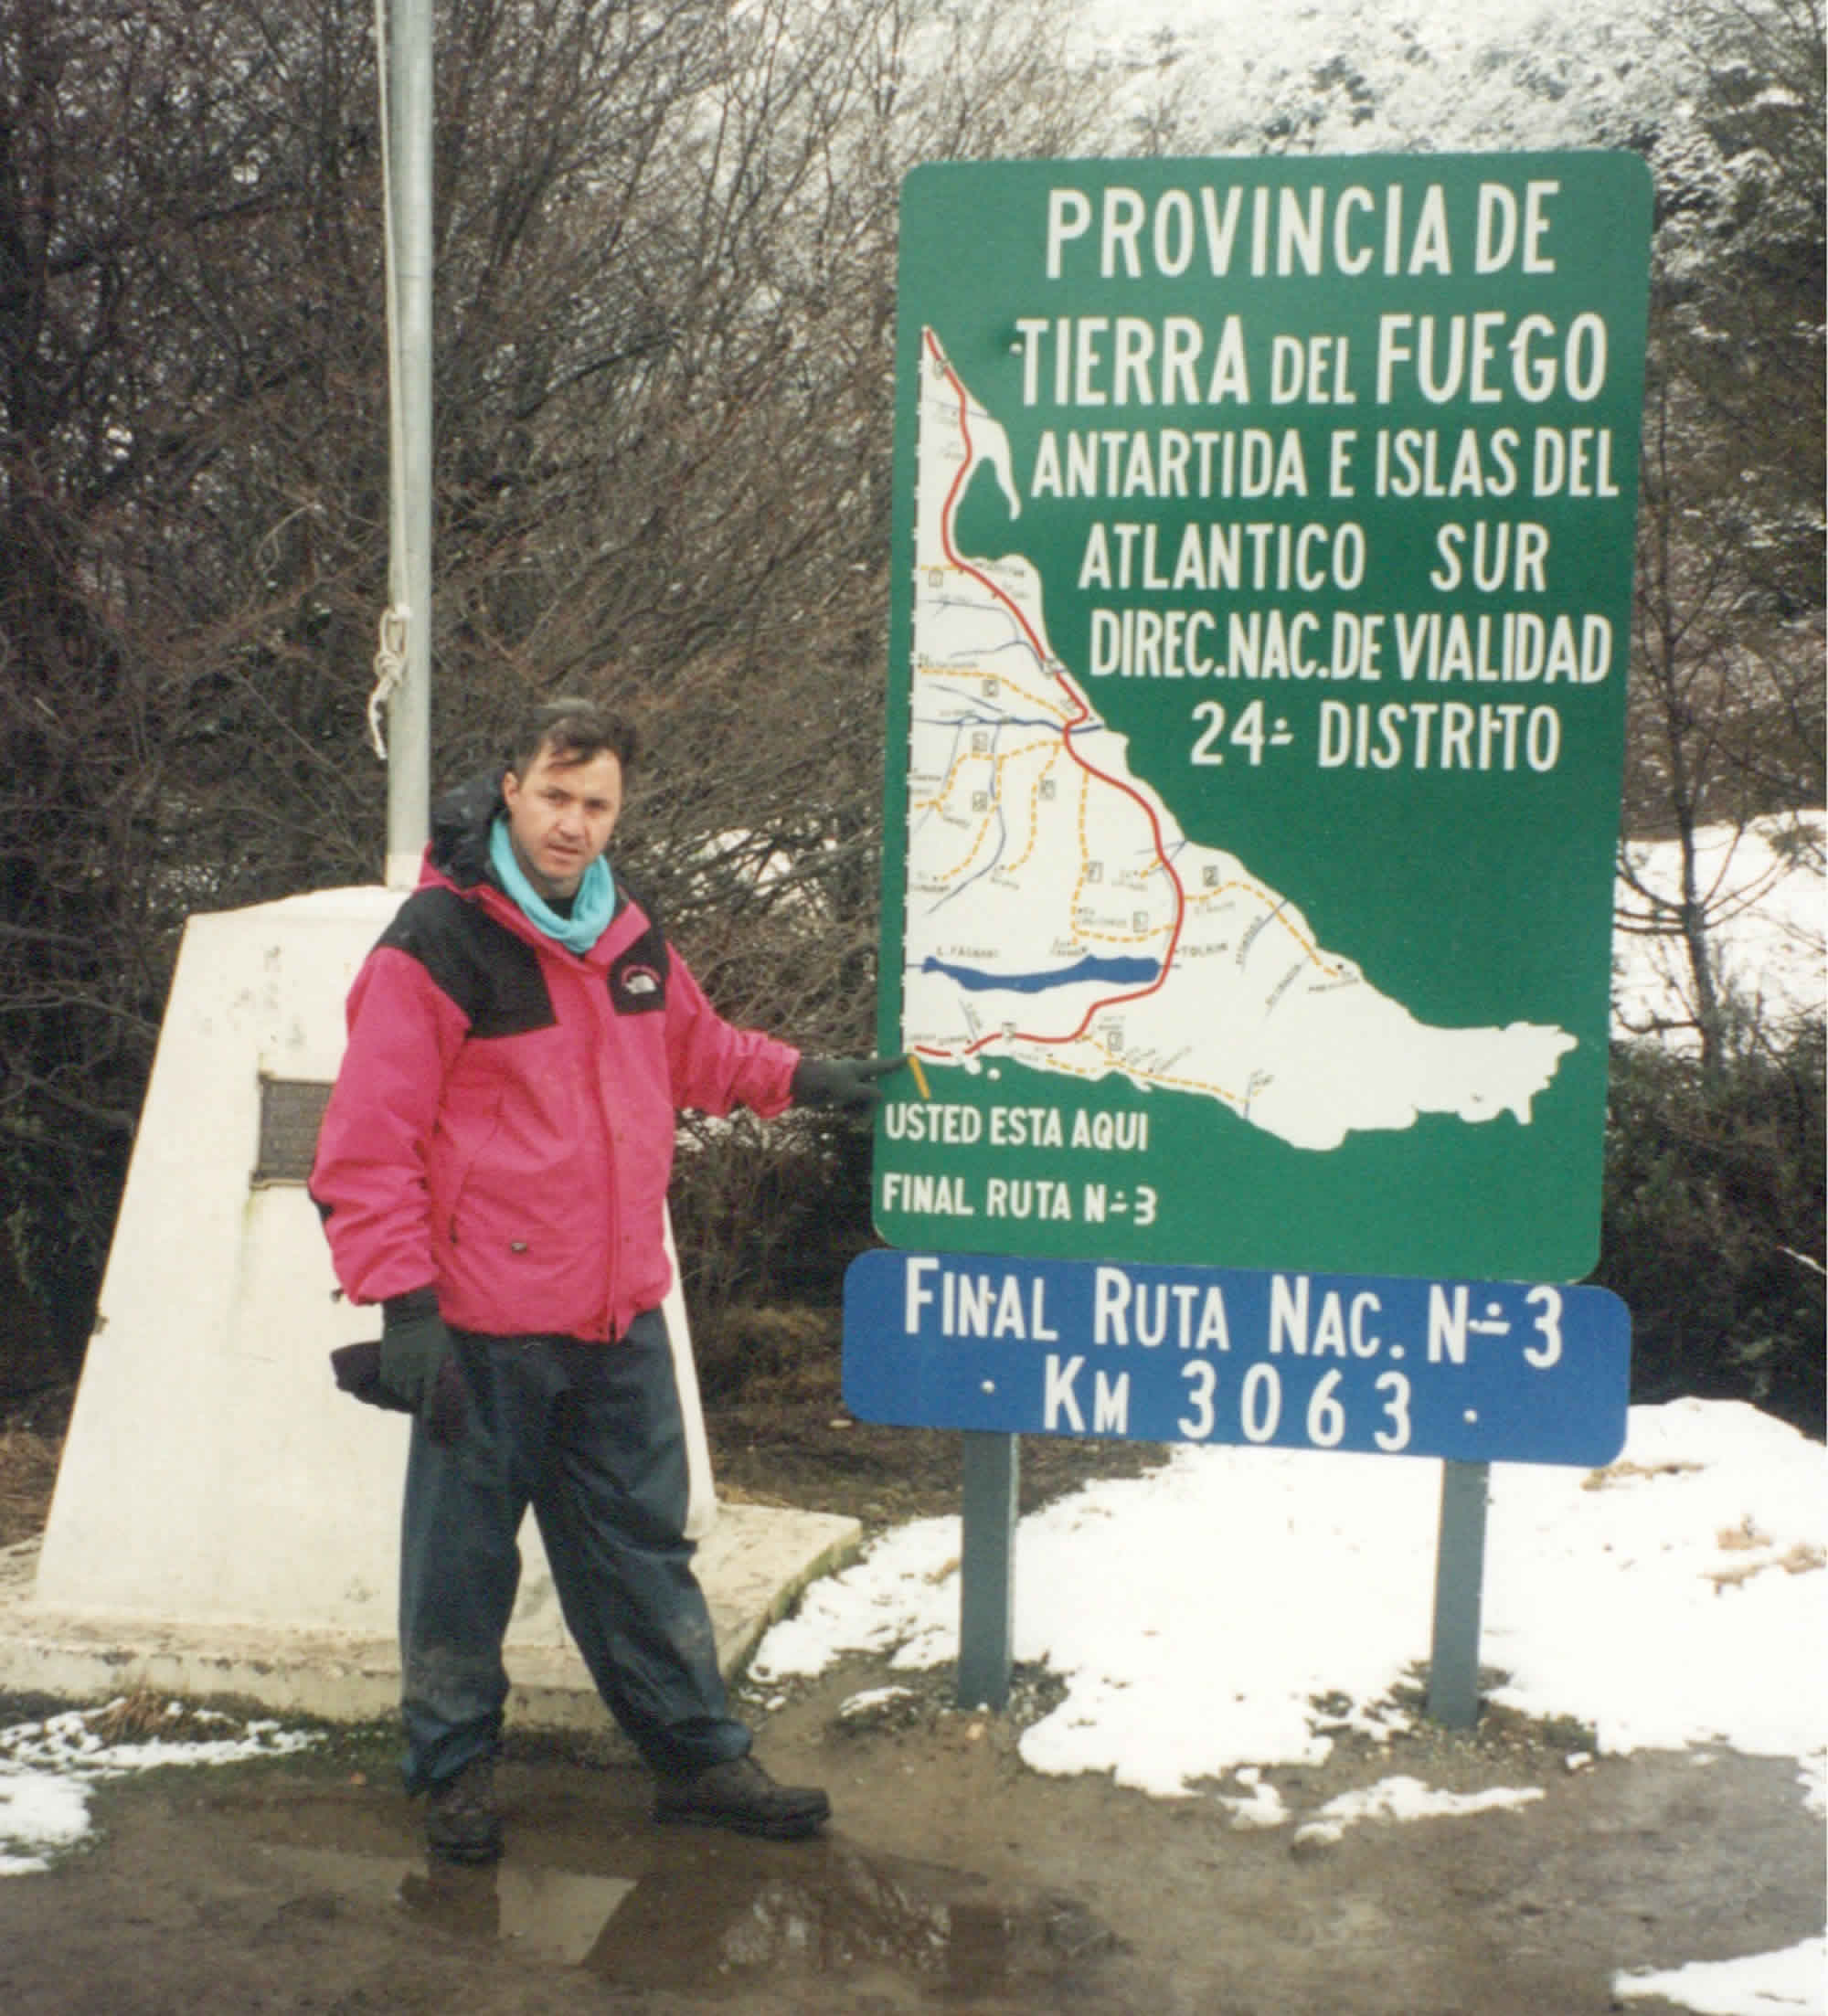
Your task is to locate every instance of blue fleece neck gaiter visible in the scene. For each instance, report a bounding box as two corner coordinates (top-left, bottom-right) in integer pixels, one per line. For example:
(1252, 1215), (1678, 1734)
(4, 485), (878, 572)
(488, 814), (615, 954)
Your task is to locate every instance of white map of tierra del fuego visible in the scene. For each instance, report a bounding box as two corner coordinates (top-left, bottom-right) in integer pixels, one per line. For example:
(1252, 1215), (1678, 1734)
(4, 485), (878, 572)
(901, 329), (1576, 1153)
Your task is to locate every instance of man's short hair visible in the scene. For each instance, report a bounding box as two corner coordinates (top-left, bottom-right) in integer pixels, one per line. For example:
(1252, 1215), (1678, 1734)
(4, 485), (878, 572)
(504, 696), (640, 782)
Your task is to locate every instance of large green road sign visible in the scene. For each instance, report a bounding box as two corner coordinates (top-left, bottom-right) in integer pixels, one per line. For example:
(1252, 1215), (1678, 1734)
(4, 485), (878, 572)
(874, 154), (1652, 1282)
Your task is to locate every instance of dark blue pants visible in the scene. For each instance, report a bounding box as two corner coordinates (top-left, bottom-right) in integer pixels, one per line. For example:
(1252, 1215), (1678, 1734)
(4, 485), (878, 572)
(397, 1309), (750, 1792)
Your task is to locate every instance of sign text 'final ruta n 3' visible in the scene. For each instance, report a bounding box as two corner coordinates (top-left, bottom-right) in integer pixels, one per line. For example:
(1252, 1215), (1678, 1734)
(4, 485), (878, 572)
(844, 1250), (1631, 1468)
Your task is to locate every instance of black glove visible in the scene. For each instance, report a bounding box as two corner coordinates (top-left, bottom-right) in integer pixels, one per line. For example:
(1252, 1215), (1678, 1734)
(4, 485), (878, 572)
(791, 1055), (907, 1115)
(329, 1341), (412, 1415)
(381, 1291), (470, 1446)
(328, 1289), (468, 1446)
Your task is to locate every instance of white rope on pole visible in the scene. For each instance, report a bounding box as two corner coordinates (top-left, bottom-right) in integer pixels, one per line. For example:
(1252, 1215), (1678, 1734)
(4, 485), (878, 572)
(367, 604), (409, 759)
(367, 0), (412, 761)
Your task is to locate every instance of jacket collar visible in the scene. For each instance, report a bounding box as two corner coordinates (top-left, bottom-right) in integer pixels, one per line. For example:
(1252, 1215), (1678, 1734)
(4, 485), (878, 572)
(427, 773), (503, 890)
(420, 771), (641, 964)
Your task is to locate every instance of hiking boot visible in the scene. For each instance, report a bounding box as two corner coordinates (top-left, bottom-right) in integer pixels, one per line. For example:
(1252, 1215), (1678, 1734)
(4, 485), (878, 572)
(653, 1755), (831, 1841)
(424, 1755), (504, 1865)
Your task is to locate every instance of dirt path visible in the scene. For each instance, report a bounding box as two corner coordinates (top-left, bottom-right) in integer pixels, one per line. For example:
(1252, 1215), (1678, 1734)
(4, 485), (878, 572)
(0, 1658), (1819, 2016)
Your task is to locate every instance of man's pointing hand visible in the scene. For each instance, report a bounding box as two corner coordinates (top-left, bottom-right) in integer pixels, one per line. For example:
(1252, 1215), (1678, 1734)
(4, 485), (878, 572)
(790, 1055), (909, 1116)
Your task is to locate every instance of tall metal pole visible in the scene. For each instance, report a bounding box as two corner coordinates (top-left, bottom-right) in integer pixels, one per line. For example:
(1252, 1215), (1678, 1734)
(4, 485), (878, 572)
(384, 0), (433, 890)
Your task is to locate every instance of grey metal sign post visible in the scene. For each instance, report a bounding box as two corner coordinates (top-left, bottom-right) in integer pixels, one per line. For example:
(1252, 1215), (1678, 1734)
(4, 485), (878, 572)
(958, 1433), (1021, 1711)
(1428, 1460), (1493, 1728)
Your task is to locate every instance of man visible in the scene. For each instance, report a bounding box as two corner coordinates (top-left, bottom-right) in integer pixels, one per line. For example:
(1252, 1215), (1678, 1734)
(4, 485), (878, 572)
(311, 697), (898, 1863)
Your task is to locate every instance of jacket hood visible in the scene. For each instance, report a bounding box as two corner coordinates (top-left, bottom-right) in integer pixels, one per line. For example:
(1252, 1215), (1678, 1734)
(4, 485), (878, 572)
(427, 772), (505, 889)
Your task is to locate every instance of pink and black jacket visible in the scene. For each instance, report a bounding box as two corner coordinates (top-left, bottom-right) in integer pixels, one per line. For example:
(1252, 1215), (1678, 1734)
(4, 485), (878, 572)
(310, 778), (799, 1342)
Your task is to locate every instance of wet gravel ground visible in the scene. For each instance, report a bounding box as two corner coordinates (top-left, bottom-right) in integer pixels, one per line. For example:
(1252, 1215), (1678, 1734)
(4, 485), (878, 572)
(0, 1665), (1820, 2016)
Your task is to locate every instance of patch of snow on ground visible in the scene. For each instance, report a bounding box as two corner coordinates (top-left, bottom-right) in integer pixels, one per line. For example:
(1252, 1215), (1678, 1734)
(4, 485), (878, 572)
(750, 1400), (1825, 1800)
(1484, 1401), (1826, 1759)
(749, 1397), (1825, 2011)
(0, 1702), (319, 1876)
(1613, 1936), (1827, 2014)
(1292, 1775), (1544, 1848)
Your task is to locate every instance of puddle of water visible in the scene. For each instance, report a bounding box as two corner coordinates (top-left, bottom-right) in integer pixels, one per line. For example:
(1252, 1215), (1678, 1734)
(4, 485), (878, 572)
(266, 1848), (632, 1966)
(260, 1834), (1111, 2001)
(578, 1835), (1004, 1996)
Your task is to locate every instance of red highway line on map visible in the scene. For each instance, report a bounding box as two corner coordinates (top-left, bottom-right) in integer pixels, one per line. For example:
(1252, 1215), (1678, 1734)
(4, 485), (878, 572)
(923, 332), (1187, 1057)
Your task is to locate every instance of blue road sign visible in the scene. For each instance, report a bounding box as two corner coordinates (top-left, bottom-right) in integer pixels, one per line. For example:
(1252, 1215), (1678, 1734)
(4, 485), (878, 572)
(844, 1250), (1630, 1467)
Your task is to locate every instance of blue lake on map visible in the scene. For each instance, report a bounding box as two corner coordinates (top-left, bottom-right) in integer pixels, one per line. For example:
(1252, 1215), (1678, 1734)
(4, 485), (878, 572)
(918, 955), (1161, 993)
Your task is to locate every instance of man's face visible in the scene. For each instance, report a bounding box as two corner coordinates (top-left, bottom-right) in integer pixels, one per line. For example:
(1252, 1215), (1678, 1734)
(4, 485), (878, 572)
(500, 745), (623, 900)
